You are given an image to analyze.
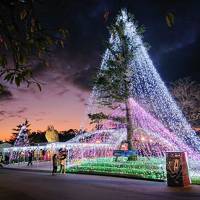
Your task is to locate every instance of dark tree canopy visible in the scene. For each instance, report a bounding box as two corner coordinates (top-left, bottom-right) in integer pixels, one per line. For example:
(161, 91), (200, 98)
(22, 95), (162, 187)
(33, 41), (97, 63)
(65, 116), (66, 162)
(0, 0), (67, 92)
(170, 77), (200, 127)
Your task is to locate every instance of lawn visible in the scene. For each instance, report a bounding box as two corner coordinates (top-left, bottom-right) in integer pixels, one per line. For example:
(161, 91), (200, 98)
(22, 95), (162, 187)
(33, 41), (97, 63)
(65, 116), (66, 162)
(68, 157), (166, 180)
(67, 157), (200, 184)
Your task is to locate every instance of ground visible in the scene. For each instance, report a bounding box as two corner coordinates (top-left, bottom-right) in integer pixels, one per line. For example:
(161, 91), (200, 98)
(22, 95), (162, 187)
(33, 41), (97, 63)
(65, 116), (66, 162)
(0, 169), (200, 200)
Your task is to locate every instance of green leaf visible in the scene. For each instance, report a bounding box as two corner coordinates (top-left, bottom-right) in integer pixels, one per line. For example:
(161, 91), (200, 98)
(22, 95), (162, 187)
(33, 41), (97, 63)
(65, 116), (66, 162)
(166, 12), (175, 28)
(60, 40), (64, 48)
(15, 77), (21, 87)
(20, 9), (28, 20)
(0, 55), (7, 66)
(36, 82), (42, 91)
(4, 73), (13, 81)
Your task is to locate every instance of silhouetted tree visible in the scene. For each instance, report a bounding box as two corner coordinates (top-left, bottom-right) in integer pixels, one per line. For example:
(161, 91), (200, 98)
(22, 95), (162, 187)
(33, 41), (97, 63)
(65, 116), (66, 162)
(59, 129), (80, 142)
(0, 0), (67, 92)
(170, 77), (200, 127)
(29, 131), (47, 144)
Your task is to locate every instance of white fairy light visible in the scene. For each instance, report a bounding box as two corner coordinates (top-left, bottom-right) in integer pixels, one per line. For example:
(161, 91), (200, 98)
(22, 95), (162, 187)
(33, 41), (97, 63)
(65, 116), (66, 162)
(3, 10), (200, 182)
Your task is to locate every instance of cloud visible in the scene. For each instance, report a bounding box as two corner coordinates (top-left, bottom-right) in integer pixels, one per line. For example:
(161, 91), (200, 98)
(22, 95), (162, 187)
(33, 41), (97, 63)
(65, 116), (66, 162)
(159, 31), (197, 55)
(56, 88), (70, 96)
(35, 118), (44, 122)
(0, 111), (6, 115)
(17, 107), (27, 114)
(28, 52), (98, 93)
(52, 51), (99, 91)
(7, 114), (22, 118)
(70, 65), (96, 91)
(75, 93), (86, 103)
(39, 111), (46, 115)
(32, 62), (47, 77)
(0, 89), (13, 101)
(0, 107), (27, 120)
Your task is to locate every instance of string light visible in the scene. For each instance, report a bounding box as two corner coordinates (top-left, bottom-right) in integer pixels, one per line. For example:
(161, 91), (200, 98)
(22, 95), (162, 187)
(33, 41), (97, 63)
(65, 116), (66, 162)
(3, 10), (200, 184)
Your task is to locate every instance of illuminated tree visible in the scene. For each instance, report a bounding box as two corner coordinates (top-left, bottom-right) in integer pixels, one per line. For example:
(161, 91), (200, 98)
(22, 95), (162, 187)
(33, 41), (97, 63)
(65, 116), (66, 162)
(13, 119), (30, 146)
(88, 112), (108, 130)
(45, 125), (59, 143)
(93, 10), (144, 158)
(87, 10), (200, 160)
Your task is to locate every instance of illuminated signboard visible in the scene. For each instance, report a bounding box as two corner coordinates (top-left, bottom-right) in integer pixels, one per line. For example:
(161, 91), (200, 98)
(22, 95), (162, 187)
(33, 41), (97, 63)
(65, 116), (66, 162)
(166, 152), (191, 187)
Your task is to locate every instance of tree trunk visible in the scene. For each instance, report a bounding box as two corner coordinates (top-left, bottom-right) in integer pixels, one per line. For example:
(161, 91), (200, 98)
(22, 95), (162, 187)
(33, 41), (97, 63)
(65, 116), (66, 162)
(125, 98), (137, 161)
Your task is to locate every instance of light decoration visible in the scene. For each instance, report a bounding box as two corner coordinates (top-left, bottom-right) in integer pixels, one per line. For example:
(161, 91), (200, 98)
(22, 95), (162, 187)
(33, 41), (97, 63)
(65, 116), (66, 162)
(14, 123), (29, 147)
(124, 15), (200, 153)
(3, 10), (200, 184)
(108, 98), (199, 160)
(9, 121), (30, 162)
(77, 9), (200, 182)
(84, 9), (200, 156)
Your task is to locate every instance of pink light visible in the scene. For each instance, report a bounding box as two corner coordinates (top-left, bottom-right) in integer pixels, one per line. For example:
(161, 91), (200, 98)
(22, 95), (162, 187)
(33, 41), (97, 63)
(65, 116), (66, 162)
(107, 98), (200, 160)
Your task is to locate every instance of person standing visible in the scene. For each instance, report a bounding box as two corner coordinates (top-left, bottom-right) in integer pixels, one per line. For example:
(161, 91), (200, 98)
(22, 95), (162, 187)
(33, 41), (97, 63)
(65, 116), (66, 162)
(60, 152), (67, 174)
(5, 154), (9, 165)
(27, 151), (33, 166)
(52, 153), (58, 175)
(0, 153), (3, 168)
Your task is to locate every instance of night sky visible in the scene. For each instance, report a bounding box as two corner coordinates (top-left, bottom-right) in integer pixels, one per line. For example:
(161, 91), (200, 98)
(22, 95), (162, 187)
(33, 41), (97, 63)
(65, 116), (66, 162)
(1, 0), (200, 140)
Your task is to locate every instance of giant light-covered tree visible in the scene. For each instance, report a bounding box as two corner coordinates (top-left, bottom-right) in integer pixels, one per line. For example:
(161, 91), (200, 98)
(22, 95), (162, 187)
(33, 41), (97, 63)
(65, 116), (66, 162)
(90, 10), (144, 156)
(87, 9), (200, 159)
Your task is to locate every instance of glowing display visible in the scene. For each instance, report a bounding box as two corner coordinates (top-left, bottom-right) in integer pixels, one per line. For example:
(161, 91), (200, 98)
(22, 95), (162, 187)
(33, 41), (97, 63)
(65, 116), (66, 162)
(3, 10), (200, 184)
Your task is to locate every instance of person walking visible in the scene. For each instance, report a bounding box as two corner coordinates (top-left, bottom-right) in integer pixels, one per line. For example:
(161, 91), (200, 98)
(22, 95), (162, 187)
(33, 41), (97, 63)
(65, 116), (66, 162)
(52, 153), (58, 175)
(27, 151), (33, 166)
